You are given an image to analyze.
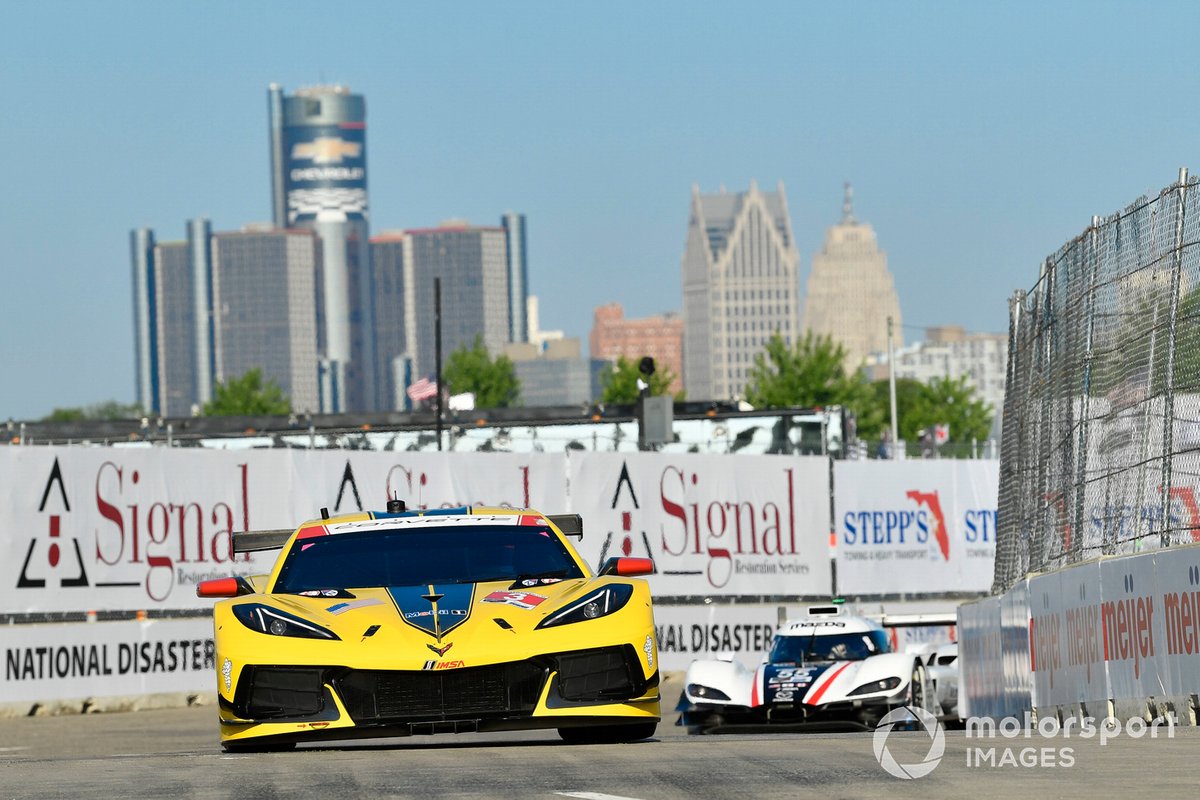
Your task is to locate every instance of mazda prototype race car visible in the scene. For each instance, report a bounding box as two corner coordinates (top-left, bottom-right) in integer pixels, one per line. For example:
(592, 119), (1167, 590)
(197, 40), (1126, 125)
(197, 506), (660, 751)
(678, 604), (938, 733)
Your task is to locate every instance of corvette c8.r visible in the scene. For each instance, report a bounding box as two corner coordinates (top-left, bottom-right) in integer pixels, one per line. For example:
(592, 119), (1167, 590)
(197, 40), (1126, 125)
(198, 505), (659, 751)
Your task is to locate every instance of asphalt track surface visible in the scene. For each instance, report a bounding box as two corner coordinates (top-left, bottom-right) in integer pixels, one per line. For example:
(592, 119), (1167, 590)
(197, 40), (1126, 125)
(1, 703), (1196, 799)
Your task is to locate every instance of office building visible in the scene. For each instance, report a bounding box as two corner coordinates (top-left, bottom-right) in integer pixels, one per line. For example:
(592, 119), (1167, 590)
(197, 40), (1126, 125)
(370, 231), (412, 410)
(865, 325), (1008, 437)
(131, 218), (213, 417)
(187, 217), (215, 407)
(802, 185), (903, 371)
(590, 303), (684, 395)
(504, 338), (608, 406)
(152, 240), (198, 417)
(131, 219), (315, 416)
(502, 212), (528, 344)
(268, 83), (375, 412)
(681, 181), (800, 401)
(130, 227), (157, 413)
(211, 228), (321, 413)
(527, 295), (563, 349)
(403, 222), (510, 384)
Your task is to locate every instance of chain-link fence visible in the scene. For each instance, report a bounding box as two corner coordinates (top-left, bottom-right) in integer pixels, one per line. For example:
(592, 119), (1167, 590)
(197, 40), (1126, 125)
(994, 170), (1200, 593)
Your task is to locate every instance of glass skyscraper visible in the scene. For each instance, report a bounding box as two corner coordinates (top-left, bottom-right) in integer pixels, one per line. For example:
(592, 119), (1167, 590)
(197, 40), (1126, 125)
(268, 83), (376, 412)
(502, 212), (528, 345)
(211, 228), (321, 413)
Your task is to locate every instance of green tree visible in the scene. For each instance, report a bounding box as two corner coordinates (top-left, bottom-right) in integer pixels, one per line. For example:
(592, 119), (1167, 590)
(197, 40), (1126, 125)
(599, 356), (682, 404)
(743, 331), (872, 411)
(203, 369), (291, 416)
(443, 336), (520, 408)
(858, 377), (927, 440)
(915, 374), (993, 443)
(864, 374), (993, 446)
(42, 400), (143, 422)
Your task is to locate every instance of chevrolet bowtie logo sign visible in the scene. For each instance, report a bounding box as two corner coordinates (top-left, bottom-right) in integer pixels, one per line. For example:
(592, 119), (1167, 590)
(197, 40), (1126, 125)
(292, 137), (361, 164)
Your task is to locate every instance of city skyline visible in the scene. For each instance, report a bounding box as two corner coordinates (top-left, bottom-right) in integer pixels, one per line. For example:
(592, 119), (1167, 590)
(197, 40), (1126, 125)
(5, 1), (1200, 420)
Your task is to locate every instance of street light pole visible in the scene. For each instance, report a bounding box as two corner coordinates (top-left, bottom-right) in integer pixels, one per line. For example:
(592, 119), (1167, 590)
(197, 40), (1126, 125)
(435, 277), (443, 452)
(888, 315), (899, 459)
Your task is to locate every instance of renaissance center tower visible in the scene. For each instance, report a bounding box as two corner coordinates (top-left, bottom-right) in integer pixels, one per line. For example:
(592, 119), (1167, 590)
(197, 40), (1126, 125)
(268, 83), (377, 412)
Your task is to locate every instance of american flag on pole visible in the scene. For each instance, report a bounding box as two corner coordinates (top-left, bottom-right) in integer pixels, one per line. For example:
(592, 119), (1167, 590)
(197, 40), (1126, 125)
(406, 377), (438, 402)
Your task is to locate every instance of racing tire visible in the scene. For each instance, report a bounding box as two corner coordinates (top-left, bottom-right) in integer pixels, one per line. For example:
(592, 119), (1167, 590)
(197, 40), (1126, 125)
(909, 663), (928, 714)
(221, 740), (298, 753)
(557, 721), (658, 744)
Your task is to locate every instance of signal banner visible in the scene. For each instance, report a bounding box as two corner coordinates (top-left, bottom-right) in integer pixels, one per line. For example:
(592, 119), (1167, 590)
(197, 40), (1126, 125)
(568, 453), (833, 598)
(0, 448), (566, 613)
(834, 460), (998, 595)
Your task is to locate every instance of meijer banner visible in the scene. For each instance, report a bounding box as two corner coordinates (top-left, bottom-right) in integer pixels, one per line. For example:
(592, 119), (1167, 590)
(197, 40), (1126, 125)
(834, 460), (998, 595)
(569, 453), (833, 598)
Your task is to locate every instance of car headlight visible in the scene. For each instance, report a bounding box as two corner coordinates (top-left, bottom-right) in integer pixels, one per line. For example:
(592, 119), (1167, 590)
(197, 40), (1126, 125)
(848, 676), (902, 696)
(536, 584), (634, 629)
(687, 683), (731, 701)
(232, 603), (340, 640)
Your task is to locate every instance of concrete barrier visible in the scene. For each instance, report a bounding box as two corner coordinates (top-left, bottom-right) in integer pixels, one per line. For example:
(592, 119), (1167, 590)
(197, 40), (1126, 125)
(961, 541), (1200, 725)
(0, 617), (215, 718)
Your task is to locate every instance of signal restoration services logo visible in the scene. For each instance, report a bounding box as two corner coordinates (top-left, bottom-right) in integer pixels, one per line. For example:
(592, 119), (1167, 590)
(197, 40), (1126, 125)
(873, 706), (945, 779)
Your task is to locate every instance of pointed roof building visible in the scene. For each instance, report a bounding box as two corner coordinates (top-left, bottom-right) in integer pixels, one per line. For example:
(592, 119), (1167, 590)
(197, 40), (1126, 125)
(802, 184), (902, 371)
(681, 180), (800, 401)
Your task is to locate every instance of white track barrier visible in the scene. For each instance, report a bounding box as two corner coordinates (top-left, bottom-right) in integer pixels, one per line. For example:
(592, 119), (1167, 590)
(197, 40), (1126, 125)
(0, 618), (215, 717)
(961, 541), (1200, 724)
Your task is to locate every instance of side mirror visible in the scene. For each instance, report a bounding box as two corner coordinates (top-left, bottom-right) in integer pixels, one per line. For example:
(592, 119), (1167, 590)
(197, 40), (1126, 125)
(196, 576), (255, 598)
(598, 557), (654, 577)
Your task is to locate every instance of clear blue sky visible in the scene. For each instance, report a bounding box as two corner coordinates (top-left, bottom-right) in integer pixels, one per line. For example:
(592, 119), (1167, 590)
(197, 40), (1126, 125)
(2, 0), (1197, 421)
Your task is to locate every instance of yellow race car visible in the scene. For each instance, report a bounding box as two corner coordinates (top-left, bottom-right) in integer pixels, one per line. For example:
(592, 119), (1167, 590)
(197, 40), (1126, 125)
(197, 504), (660, 751)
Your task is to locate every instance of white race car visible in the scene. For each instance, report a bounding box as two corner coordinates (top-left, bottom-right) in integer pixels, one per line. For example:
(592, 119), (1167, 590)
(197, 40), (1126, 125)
(678, 604), (938, 733)
(918, 642), (960, 721)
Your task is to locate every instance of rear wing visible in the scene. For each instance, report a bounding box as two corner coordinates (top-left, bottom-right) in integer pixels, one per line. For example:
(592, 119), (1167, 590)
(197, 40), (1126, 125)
(230, 512), (584, 555)
(232, 528), (294, 554)
(878, 613), (958, 628)
(548, 514), (582, 539)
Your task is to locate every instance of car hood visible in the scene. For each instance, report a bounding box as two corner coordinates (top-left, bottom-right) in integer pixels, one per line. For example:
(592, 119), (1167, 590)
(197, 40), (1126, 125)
(753, 652), (913, 707)
(234, 578), (616, 668)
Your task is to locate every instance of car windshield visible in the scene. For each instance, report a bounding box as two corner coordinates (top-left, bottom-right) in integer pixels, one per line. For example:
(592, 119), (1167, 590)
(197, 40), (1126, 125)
(272, 524), (585, 591)
(769, 630), (891, 663)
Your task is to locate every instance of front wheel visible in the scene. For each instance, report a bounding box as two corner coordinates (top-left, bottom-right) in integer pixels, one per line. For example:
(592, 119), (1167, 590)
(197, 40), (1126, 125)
(558, 721), (658, 744)
(908, 662), (941, 720)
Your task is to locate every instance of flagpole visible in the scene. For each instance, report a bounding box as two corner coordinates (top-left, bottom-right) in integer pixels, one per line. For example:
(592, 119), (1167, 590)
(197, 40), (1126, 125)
(435, 277), (444, 452)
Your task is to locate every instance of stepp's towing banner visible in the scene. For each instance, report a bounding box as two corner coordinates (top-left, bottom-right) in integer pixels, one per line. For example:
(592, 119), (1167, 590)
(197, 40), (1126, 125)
(834, 460), (998, 595)
(568, 452), (833, 598)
